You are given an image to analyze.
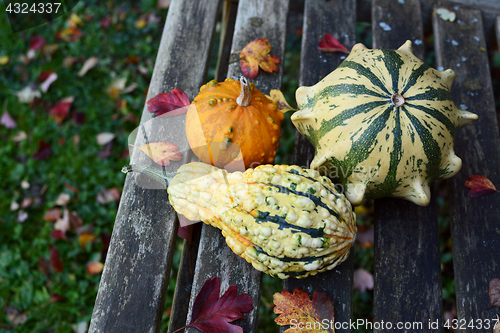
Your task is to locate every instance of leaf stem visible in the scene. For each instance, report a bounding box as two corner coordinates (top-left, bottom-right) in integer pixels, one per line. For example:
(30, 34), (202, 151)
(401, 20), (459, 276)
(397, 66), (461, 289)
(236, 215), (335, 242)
(122, 164), (176, 187)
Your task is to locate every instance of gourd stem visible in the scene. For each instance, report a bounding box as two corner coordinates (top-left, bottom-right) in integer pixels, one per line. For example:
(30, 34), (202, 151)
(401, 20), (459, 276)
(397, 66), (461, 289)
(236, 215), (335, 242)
(122, 164), (176, 187)
(391, 94), (405, 107)
(236, 76), (251, 107)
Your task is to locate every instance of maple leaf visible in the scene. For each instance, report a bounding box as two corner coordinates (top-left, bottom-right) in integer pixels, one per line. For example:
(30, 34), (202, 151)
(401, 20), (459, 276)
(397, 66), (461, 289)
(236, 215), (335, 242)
(239, 38), (280, 79)
(147, 89), (190, 116)
(274, 288), (334, 333)
(464, 175), (499, 198)
(266, 89), (297, 113)
(50, 244), (64, 273)
(318, 34), (349, 54)
(49, 96), (74, 124)
(173, 276), (253, 333)
(129, 142), (182, 166)
(489, 278), (500, 308)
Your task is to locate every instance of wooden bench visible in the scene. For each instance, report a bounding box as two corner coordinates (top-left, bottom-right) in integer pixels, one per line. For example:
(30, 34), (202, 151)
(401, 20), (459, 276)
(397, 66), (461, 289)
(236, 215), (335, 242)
(89, 0), (500, 332)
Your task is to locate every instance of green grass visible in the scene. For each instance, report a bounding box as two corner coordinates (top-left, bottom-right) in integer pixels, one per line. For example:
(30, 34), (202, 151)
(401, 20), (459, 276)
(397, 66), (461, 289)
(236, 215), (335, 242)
(1, 1), (485, 332)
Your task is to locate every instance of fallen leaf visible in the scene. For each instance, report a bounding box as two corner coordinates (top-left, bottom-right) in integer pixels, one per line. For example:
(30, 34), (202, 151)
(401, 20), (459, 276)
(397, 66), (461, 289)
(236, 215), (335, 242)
(68, 210), (83, 229)
(10, 200), (19, 211)
(54, 208), (70, 233)
(17, 210), (28, 223)
(130, 142), (182, 166)
(55, 26), (83, 42)
(33, 140), (52, 160)
(64, 183), (79, 194)
(69, 13), (83, 27)
(436, 7), (456, 22)
(49, 96), (74, 124)
(465, 175), (499, 198)
(79, 232), (95, 248)
(135, 18), (147, 29)
(318, 34), (349, 53)
(49, 294), (67, 303)
(6, 306), (28, 327)
(55, 193), (71, 206)
(100, 16), (111, 28)
(39, 72), (58, 93)
(38, 256), (50, 276)
(1, 110), (17, 129)
(78, 57), (99, 77)
(157, 0), (171, 9)
(266, 90), (296, 113)
(0, 55), (9, 65)
(273, 288), (334, 333)
(96, 132), (116, 145)
(147, 89), (190, 116)
(489, 278), (500, 308)
(29, 35), (46, 50)
(96, 188), (120, 204)
(72, 321), (88, 333)
(97, 142), (112, 159)
(13, 131), (27, 142)
(86, 261), (104, 275)
(43, 208), (61, 222)
(183, 276), (253, 333)
(353, 268), (374, 292)
(12, 84), (41, 103)
(239, 38), (280, 79)
(63, 56), (79, 67)
(107, 77), (127, 99)
(41, 44), (59, 57)
(125, 55), (141, 64)
(50, 244), (64, 273)
(50, 230), (68, 241)
(20, 197), (32, 209)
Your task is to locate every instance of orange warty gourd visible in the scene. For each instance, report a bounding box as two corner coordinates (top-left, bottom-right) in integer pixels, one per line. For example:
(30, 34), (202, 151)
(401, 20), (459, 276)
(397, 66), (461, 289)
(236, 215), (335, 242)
(186, 77), (284, 169)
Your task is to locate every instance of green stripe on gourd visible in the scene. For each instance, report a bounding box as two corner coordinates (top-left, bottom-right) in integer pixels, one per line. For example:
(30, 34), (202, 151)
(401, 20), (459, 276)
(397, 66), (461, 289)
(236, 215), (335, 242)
(292, 40), (478, 206)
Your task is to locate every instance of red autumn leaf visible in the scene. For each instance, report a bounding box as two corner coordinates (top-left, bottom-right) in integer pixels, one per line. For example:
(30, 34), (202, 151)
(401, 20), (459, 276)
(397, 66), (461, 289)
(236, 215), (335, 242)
(147, 89), (190, 116)
(129, 142), (182, 166)
(273, 288), (334, 333)
(50, 230), (67, 241)
(38, 70), (54, 82)
(179, 276), (253, 333)
(49, 96), (74, 124)
(33, 140), (52, 160)
(100, 15), (111, 28)
(50, 245), (64, 273)
(29, 36), (46, 50)
(239, 38), (280, 79)
(464, 175), (499, 198)
(49, 294), (67, 303)
(178, 224), (193, 243)
(318, 34), (349, 54)
(55, 26), (83, 42)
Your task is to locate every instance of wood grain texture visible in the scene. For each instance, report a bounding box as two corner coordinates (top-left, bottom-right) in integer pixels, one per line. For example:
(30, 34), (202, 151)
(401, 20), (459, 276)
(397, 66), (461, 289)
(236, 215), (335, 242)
(371, 1), (443, 331)
(185, 1), (290, 332)
(89, 1), (221, 332)
(434, 3), (500, 331)
(284, 1), (356, 332)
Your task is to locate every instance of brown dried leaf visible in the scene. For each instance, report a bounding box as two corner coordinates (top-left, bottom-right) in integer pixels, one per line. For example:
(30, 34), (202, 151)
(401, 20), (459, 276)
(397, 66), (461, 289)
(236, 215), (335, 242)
(130, 142), (182, 166)
(274, 288), (334, 333)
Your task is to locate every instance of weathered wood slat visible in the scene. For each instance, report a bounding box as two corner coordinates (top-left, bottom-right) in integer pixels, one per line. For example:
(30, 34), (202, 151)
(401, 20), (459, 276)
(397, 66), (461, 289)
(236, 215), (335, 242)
(433, 3), (500, 331)
(184, 1), (290, 332)
(371, 1), (443, 331)
(285, 1), (357, 332)
(89, 1), (221, 332)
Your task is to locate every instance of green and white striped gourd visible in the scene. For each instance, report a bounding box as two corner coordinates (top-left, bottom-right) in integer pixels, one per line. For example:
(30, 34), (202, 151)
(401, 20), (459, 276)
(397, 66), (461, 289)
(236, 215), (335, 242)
(124, 162), (356, 279)
(291, 40), (478, 206)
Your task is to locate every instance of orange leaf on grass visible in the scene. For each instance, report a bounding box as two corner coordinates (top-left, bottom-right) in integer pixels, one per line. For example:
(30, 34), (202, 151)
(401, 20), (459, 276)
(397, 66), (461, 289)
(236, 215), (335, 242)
(79, 232), (96, 248)
(274, 288), (334, 333)
(464, 175), (499, 198)
(147, 89), (190, 116)
(239, 38), (280, 79)
(177, 276), (253, 333)
(86, 261), (104, 275)
(318, 34), (349, 54)
(130, 142), (182, 166)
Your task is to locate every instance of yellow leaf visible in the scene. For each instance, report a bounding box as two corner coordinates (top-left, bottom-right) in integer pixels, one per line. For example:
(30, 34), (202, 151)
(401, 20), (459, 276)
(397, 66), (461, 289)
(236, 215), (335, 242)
(130, 142), (182, 166)
(79, 232), (95, 248)
(135, 18), (147, 29)
(0, 56), (9, 65)
(86, 261), (104, 275)
(69, 13), (83, 27)
(266, 89), (297, 113)
(239, 38), (280, 79)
